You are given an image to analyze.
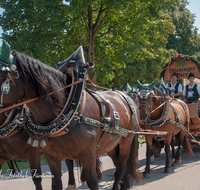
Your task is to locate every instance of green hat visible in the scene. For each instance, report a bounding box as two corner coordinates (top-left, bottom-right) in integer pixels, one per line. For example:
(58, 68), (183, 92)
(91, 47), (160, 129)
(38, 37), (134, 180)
(187, 73), (195, 79)
(171, 72), (178, 78)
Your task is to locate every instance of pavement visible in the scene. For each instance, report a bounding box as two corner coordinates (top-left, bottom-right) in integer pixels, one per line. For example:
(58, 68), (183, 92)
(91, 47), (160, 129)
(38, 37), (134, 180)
(1, 143), (200, 190)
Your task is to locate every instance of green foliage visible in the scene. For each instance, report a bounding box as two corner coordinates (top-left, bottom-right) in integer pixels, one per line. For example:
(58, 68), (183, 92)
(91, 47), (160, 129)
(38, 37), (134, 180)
(166, 0), (200, 55)
(0, 0), (176, 87)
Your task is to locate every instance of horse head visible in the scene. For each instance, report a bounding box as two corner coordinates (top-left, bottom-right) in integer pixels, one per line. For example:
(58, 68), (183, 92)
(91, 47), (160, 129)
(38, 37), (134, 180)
(0, 40), (23, 114)
(137, 80), (157, 122)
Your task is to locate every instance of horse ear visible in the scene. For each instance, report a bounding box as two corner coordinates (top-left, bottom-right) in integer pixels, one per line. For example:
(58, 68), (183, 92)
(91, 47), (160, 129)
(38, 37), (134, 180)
(137, 80), (144, 90)
(148, 80), (156, 90)
(0, 40), (11, 64)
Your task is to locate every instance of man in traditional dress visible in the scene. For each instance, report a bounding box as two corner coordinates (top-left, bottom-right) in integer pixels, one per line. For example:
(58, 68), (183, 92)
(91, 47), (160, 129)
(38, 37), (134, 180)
(182, 73), (200, 103)
(166, 72), (182, 99)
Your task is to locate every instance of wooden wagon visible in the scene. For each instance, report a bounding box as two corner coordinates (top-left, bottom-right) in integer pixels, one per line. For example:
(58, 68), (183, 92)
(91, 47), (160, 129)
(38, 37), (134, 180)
(160, 54), (200, 145)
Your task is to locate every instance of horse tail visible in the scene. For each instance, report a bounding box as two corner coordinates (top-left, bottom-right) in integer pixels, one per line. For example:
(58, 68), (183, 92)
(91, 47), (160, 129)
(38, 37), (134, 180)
(96, 156), (102, 181)
(123, 134), (142, 188)
(182, 135), (194, 157)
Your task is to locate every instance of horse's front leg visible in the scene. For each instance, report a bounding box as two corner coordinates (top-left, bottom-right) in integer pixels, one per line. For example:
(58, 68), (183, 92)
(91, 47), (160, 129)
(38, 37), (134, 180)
(44, 153), (62, 190)
(81, 156), (98, 190)
(65, 159), (76, 190)
(143, 135), (153, 179)
(28, 153), (43, 190)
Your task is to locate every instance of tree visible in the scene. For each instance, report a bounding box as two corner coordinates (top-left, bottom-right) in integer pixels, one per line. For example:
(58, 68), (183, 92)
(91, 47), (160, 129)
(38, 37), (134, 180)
(166, 0), (200, 55)
(0, 0), (175, 87)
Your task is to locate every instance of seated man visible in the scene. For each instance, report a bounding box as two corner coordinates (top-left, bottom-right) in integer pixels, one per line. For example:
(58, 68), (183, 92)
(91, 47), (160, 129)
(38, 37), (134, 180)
(182, 73), (200, 104)
(165, 72), (182, 99)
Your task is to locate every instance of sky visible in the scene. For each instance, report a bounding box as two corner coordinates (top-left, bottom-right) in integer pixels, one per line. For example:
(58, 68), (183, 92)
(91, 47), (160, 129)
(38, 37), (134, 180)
(0, 0), (200, 37)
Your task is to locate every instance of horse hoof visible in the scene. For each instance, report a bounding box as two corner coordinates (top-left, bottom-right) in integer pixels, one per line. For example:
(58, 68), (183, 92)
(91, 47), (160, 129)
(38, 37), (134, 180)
(175, 158), (181, 165)
(66, 184), (76, 190)
(82, 181), (87, 186)
(150, 156), (154, 163)
(164, 167), (171, 173)
(143, 172), (150, 179)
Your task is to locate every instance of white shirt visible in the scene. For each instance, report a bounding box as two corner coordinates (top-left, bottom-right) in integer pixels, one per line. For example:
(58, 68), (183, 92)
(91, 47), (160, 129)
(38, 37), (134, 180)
(166, 82), (182, 96)
(182, 83), (200, 98)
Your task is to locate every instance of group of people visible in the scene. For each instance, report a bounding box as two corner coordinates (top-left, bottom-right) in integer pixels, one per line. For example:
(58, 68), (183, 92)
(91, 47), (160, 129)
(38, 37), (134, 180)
(165, 72), (200, 104)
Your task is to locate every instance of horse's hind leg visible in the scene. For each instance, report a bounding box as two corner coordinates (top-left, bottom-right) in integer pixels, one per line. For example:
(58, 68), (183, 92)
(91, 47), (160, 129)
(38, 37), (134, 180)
(65, 159), (76, 190)
(171, 136), (176, 166)
(164, 142), (171, 173)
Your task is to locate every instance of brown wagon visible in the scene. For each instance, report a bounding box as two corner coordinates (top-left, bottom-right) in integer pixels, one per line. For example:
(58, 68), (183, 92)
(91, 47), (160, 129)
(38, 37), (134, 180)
(160, 54), (200, 144)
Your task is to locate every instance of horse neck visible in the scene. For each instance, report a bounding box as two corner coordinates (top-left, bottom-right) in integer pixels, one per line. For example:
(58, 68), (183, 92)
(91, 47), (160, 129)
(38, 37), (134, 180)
(21, 74), (68, 124)
(150, 94), (164, 120)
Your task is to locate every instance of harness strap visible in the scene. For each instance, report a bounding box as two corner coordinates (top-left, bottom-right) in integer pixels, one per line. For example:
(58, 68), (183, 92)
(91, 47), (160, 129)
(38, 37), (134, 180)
(170, 104), (180, 135)
(85, 88), (112, 122)
(116, 90), (140, 128)
(173, 98), (190, 131)
(167, 118), (186, 131)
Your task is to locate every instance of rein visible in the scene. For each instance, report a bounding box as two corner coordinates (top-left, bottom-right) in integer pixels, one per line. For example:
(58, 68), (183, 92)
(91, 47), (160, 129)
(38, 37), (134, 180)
(0, 77), (88, 114)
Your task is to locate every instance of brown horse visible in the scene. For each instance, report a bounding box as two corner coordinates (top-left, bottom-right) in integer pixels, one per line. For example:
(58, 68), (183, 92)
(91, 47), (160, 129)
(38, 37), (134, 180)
(0, 107), (43, 190)
(137, 80), (193, 179)
(0, 42), (141, 190)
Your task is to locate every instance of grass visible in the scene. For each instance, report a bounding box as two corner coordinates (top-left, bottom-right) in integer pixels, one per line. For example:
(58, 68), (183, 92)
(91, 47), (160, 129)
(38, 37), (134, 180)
(1, 157), (47, 173)
(138, 135), (145, 144)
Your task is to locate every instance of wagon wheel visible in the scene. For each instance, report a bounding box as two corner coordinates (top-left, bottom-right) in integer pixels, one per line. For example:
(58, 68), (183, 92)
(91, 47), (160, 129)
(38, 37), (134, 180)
(152, 141), (162, 157)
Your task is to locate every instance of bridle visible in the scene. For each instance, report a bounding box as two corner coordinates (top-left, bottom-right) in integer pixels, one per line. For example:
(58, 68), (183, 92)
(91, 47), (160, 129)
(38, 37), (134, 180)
(138, 88), (159, 120)
(0, 54), (24, 112)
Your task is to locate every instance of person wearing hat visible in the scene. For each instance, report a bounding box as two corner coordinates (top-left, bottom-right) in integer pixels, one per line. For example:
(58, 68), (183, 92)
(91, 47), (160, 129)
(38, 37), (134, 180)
(165, 72), (182, 99)
(182, 73), (200, 103)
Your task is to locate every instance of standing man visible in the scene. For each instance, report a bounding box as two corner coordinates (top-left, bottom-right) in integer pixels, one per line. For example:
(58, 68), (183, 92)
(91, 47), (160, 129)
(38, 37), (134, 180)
(166, 72), (182, 99)
(182, 73), (200, 103)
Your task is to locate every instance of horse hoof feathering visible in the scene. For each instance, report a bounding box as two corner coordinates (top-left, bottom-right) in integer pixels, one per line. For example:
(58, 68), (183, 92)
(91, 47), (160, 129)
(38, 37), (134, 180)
(143, 172), (150, 179)
(175, 158), (181, 165)
(66, 184), (76, 190)
(150, 156), (154, 163)
(171, 158), (175, 166)
(82, 181), (87, 186)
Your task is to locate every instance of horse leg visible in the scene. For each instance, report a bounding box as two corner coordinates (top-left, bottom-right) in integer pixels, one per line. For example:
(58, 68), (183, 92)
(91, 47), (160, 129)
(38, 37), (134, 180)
(175, 132), (185, 165)
(81, 156), (98, 190)
(164, 142), (171, 173)
(81, 168), (87, 186)
(44, 153), (62, 190)
(28, 154), (43, 190)
(112, 135), (139, 190)
(143, 135), (153, 179)
(171, 136), (176, 166)
(65, 159), (76, 190)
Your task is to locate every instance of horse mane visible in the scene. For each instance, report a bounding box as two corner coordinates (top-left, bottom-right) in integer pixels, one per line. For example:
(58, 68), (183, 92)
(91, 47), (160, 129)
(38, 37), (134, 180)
(12, 51), (68, 116)
(153, 86), (165, 108)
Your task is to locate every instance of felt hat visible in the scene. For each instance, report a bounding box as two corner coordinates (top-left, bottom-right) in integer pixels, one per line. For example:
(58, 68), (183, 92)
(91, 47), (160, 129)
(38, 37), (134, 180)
(187, 73), (195, 79)
(171, 72), (178, 78)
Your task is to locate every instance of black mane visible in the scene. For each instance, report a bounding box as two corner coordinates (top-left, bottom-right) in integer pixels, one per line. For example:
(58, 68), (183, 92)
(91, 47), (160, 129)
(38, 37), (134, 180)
(13, 51), (68, 116)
